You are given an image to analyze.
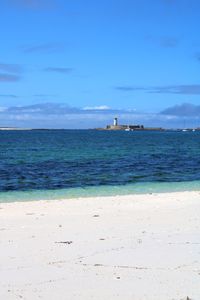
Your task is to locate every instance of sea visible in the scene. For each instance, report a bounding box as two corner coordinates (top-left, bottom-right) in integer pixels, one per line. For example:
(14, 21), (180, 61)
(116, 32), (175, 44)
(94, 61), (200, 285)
(1, 129), (200, 203)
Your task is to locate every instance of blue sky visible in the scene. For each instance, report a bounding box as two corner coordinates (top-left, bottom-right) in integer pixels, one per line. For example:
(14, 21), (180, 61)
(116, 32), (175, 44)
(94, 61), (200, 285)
(1, 0), (200, 128)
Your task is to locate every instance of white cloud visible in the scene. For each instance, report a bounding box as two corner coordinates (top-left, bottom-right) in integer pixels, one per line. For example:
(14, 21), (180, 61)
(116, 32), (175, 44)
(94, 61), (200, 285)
(82, 105), (110, 111)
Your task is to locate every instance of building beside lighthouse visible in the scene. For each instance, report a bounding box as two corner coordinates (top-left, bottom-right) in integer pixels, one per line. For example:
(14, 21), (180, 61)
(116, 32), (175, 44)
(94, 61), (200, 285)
(106, 117), (144, 131)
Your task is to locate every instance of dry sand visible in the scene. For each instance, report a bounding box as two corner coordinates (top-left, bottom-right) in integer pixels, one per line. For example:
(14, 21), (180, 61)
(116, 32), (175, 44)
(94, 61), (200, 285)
(0, 191), (200, 300)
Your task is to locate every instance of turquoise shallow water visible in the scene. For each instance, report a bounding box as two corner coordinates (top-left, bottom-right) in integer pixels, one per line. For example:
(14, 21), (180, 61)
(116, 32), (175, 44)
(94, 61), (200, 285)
(0, 180), (200, 203)
(1, 129), (200, 203)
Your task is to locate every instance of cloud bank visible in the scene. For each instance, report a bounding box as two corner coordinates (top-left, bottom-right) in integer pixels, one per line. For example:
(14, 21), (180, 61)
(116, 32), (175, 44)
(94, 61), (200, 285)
(0, 63), (22, 73)
(161, 103), (200, 116)
(0, 102), (200, 129)
(44, 67), (73, 74)
(23, 43), (64, 54)
(115, 84), (200, 95)
(0, 94), (18, 98)
(0, 74), (20, 82)
(0, 62), (22, 83)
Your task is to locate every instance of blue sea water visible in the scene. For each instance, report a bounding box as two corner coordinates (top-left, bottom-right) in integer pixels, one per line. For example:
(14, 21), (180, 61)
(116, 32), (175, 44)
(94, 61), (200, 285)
(0, 129), (200, 202)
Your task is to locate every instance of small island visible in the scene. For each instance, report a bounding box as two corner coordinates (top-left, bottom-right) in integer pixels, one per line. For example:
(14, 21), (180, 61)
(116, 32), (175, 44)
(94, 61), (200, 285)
(95, 117), (164, 131)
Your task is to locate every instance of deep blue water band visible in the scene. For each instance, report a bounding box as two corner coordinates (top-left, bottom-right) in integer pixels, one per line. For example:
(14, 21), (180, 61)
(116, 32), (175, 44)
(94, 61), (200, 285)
(0, 129), (200, 202)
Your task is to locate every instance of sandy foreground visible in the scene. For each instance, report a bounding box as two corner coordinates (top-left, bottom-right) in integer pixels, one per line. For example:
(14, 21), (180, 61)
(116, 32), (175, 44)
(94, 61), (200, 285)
(0, 192), (200, 300)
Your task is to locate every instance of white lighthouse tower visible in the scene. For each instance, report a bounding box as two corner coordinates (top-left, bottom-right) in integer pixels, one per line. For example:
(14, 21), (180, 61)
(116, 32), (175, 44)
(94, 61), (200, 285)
(113, 117), (118, 127)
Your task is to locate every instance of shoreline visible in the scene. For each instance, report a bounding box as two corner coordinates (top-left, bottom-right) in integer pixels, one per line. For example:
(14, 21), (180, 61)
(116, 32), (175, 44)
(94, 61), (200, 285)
(1, 180), (200, 204)
(0, 189), (200, 205)
(1, 191), (200, 299)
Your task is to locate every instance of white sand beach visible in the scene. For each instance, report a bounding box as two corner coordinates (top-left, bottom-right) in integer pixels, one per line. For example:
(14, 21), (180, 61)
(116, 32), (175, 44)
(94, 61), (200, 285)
(0, 191), (200, 300)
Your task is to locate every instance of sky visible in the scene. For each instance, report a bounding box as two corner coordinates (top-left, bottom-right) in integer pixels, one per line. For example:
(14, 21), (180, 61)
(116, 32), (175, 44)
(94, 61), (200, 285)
(1, 0), (200, 128)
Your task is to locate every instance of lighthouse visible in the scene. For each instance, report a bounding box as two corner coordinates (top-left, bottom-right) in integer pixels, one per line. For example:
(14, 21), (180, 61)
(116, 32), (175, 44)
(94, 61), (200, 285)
(113, 117), (118, 127)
